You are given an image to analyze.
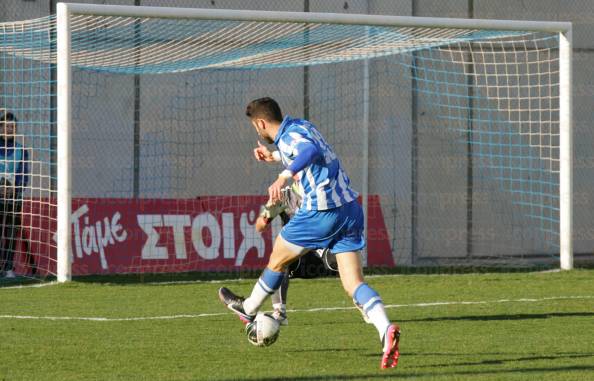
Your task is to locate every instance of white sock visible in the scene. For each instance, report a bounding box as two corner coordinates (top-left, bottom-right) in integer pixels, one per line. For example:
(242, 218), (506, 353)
(272, 303), (286, 313)
(366, 303), (391, 344)
(243, 281), (272, 316)
(271, 289), (282, 306)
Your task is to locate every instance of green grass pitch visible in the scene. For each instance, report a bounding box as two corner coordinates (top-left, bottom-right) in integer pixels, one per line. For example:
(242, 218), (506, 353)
(1, 270), (594, 380)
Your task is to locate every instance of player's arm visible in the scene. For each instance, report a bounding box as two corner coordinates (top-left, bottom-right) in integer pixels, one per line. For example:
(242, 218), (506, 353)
(269, 140), (320, 202)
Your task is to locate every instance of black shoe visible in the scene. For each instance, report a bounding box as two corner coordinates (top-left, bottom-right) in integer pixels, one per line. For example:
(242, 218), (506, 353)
(218, 287), (255, 324)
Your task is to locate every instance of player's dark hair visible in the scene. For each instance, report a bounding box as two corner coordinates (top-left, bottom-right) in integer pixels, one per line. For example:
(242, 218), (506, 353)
(0, 111), (17, 123)
(245, 97), (283, 123)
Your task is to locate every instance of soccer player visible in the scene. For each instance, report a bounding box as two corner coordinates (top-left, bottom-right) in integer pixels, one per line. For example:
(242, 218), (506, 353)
(219, 97), (400, 368)
(0, 111), (29, 279)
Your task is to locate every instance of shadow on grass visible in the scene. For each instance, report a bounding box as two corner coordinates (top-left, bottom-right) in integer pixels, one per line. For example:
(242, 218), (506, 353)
(285, 348), (594, 375)
(286, 348), (594, 368)
(71, 271), (262, 285)
(64, 264), (579, 285)
(399, 311), (594, 323)
(0, 276), (48, 288)
(410, 352), (594, 368)
(286, 347), (370, 354)
(216, 364), (594, 381)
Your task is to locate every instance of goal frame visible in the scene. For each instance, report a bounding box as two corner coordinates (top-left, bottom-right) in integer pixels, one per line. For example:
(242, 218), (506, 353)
(55, 2), (573, 282)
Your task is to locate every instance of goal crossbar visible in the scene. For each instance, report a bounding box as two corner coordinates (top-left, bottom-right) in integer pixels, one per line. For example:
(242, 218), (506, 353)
(63, 3), (571, 33)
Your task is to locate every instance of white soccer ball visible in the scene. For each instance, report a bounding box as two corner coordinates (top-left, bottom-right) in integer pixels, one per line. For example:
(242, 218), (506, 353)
(246, 312), (280, 347)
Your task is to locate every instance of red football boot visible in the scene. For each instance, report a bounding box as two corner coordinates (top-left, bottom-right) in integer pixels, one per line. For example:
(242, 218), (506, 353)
(381, 324), (401, 369)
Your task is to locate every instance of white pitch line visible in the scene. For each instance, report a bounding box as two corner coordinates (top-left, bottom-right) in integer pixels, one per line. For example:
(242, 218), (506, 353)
(383, 295), (594, 308)
(0, 295), (592, 322)
(0, 313), (229, 321)
(0, 281), (58, 290)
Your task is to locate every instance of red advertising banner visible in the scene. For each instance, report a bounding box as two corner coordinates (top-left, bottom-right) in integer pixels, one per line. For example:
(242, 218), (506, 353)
(17, 195), (393, 276)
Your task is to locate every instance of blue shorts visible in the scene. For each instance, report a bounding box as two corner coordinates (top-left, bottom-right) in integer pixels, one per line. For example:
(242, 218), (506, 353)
(280, 200), (366, 253)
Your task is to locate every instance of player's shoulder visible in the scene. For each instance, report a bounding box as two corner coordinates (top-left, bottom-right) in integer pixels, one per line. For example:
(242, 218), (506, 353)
(280, 125), (308, 145)
(285, 118), (310, 133)
(284, 118), (316, 139)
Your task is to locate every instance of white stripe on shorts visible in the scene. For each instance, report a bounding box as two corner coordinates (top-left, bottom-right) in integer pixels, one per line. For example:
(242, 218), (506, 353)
(278, 234), (309, 256)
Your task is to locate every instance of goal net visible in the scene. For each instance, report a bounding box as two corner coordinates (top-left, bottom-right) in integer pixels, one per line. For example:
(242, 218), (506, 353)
(0, 4), (572, 281)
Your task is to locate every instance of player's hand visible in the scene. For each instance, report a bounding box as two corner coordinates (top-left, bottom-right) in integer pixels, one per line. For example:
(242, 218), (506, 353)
(268, 176), (287, 203)
(255, 216), (269, 233)
(254, 141), (275, 162)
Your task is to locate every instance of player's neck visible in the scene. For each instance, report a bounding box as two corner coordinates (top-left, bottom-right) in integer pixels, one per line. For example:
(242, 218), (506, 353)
(268, 122), (281, 142)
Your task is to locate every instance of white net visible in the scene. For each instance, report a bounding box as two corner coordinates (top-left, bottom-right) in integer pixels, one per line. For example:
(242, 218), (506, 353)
(0, 17), (55, 280)
(0, 8), (566, 279)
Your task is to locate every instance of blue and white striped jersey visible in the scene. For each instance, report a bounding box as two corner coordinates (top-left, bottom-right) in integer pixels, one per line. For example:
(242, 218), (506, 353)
(274, 116), (358, 211)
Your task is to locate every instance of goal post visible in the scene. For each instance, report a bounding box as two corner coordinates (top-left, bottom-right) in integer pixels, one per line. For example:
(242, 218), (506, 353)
(558, 29), (573, 271)
(56, 3), (73, 282)
(47, 3), (573, 281)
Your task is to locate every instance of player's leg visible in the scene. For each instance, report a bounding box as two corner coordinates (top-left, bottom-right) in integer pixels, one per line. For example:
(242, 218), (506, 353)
(271, 271), (289, 325)
(335, 251), (363, 296)
(0, 202), (8, 276)
(271, 208), (293, 324)
(335, 251), (400, 368)
(2, 203), (18, 278)
(330, 200), (400, 368)
(336, 252), (392, 333)
(315, 247), (369, 322)
(242, 234), (304, 315)
(219, 234), (305, 323)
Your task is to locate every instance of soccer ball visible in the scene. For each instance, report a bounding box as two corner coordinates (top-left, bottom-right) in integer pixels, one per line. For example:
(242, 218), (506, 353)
(246, 312), (280, 347)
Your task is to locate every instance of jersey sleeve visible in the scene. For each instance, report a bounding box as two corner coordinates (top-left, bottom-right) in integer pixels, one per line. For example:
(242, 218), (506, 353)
(286, 132), (321, 174)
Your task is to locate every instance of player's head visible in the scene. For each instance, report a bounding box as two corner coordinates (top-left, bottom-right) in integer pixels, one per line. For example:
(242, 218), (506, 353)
(245, 97), (283, 144)
(0, 110), (17, 138)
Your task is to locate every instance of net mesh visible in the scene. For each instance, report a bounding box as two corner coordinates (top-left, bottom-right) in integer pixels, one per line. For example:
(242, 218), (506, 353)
(0, 17), (56, 280)
(0, 10), (563, 279)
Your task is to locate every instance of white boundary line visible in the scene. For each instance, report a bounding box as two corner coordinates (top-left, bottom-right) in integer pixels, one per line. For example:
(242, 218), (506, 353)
(1, 295), (592, 322)
(0, 281), (58, 290)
